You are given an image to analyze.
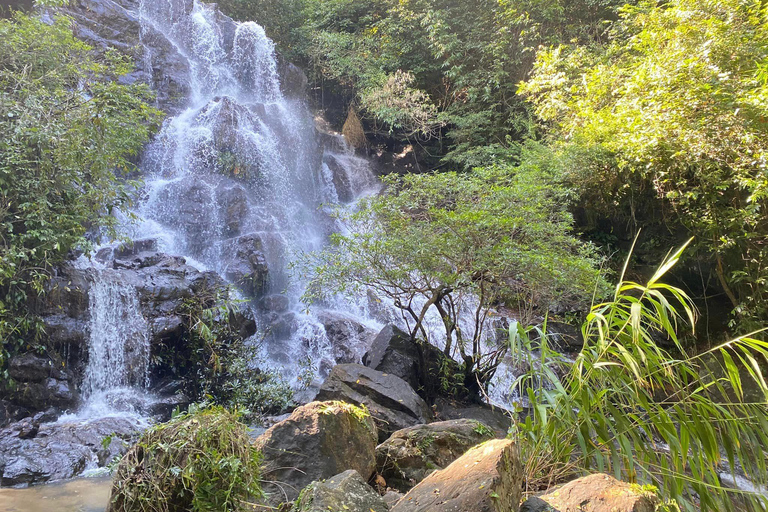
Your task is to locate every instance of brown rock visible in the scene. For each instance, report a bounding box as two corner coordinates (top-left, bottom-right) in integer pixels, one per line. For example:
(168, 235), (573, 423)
(377, 419), (496, 491)
(254, 401), (378, 507)
(521, 473), (659, 512)
(391, 438), (522, 512)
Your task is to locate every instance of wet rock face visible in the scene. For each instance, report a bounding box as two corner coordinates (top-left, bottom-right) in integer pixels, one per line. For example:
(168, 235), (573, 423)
(222, 234), (269, 297)
(255, 401), (378, 507)
(315, 364), (432, 442)
(519, 474), (659, 512)
(376, 419), (497, 492)
(0, 416), (142, 487)
(7, 242), (252, 421)
(291, 470), (389, 512)
(390, 439), (522, 512)
(64, 0), (193, 113)
(316, 311), (377, 366)
(0, 354), (79, 418)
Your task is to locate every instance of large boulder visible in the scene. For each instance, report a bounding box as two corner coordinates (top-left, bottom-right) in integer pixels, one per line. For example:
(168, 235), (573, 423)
(0, 416), (140, 487)
(390, 439), (522, 512)
(291, 470), (388, 512)
(519, 474), (659, 512)
(376, 419), (496, 492)
(255, 401), (378, 507)
(316, 364), (432, 442)
(363, 325), (466, 401)
(363, 325), (421, 391)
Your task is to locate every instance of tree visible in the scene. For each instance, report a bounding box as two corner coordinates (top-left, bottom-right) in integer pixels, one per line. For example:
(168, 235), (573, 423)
(303, 148), (607, 392)
(521, 0), (768, 331)
(0, 12), (162, 376)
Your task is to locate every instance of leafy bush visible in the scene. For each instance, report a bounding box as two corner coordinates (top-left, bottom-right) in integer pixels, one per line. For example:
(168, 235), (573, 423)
(108, 405), (262, 512)
(0, 12), (161, 377)
(155, 287), (294, 418)
(512, 241), (768, 511)
(521, 0), (768, 330)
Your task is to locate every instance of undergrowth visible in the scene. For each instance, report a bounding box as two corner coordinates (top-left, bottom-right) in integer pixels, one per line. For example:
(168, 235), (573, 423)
(511, 239), (768, 511)
(108, 405), (262, 512)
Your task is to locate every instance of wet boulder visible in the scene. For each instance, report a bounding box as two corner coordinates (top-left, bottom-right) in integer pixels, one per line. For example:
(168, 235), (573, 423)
(519, 474), (659, 512)
(1, 353), (79, 413)
(390, 439), (522, 512)
(291, 470), (388, 512)
(0, 416), (140, 487)
(255, 401), (378, 507)
(222, 234), (269, 297)
(376, 419), (497, 492)
(316, 364), (432, 442)
(316, 310), (377, 365)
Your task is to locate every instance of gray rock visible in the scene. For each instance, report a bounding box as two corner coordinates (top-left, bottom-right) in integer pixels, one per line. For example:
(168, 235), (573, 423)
(222, 234), (269, 297)
(291, 470), (388, 512)
(363, 325), (421, 391)
(316, 364), (432, 442)
(376, 419), (496, 492)
(255, 401), (378, 507)
(2, 354), (79, 413)
(0, 416), (141, 487)
(317, 310), (377, 365)
(384, 490), (404, 508)
(433, 397), (512, 437)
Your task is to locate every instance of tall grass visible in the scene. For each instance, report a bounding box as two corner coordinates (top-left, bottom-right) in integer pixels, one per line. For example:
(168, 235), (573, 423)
(511, 240), (768, 511)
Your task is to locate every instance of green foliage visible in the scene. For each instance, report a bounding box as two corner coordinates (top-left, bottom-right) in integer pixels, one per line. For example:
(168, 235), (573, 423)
(512, 241), (768, 511)
(521, 0), (768, 330)
(109, 405), (262, 512)
(0, 13), (162, 379)
(303, 152), (607, 391)
(168, 288), (294, 418)
(238, 0), (625, 166)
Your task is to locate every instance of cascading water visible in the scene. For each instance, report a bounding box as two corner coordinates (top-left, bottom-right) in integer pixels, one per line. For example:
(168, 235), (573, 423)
(113, 0), (383, 393)
(79, 271), (151, 417)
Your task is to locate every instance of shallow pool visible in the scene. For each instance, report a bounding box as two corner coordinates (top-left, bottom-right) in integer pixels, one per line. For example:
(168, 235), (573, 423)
(0, 477), (112, 512)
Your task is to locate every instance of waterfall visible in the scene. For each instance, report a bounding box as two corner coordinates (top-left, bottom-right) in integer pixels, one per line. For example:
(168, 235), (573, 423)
(116, 0), (382, 392)
(83, 273), (150, 398)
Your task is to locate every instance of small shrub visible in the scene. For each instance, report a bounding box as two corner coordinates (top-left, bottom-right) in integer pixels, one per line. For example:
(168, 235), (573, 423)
(108, 405), (262, 512)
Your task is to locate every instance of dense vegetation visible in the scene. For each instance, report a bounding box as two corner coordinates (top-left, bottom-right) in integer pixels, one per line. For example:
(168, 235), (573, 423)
(108, 405), (262, 512)
(0, 11), (161, 377)
(513, 243), (768, 511)
(304, 149), (607, 391)
(221, 0), (768, 337)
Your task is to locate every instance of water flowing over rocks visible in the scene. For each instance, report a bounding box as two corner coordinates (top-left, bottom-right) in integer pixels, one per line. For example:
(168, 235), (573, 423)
(255, 401), (378, 507)
(291, 470), (389, 512)
(316, 364), (432, 442)
(390, 439), (522, 512)
(376, 419), (497, 492)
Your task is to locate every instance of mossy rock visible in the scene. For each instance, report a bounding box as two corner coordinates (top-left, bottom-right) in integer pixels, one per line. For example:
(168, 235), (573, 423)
(255, 401), (378, 507)
(291, 470), (388, 512)
(376, 419), (496, 492)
